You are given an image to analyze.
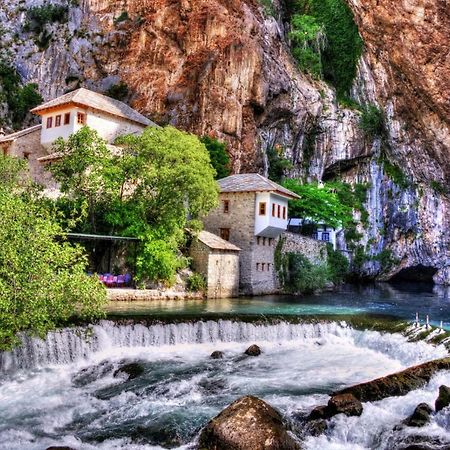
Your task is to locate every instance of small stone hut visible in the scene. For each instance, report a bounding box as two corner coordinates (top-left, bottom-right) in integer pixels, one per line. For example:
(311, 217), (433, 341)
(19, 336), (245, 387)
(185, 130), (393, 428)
(190, 230), (240, 299)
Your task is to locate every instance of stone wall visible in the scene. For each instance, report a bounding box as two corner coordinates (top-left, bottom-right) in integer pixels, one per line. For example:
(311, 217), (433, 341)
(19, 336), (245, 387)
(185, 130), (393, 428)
(190, 239), (240, 299)
(280, 232), (328, 264)
(203, 192), (256, 294)
(5, 129), (57, 190)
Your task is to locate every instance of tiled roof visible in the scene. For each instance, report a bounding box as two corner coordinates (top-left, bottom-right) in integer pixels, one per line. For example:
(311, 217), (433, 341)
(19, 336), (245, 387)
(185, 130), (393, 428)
(197, 230), (241, 251)
(218, 173), (300, 199)
(30, 88), (154, 127)
(0, 124), (41, 143)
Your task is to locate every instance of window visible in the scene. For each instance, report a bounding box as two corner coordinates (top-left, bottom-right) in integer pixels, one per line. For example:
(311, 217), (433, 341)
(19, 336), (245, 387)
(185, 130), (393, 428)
(263, 237), (266, 246)
(267, 263), (271, 271)
(268, 238), (273, 246)
(64, 113), (70, 125)
(259, 202), (266, 216)
(261, 263), (265, 271)
(220, 228), (230, 241)
(23, 152), (30, 160)
(46, 117), (53, 129)
(256, 263), (260, 271)
(257, 237), (261, 245)
(283, 206), (286, 220)
(223, 200), (230, 213)
(77, 112), (86, 125)
(322, 232), (330, 242)
(55, 115), (61, 127)
(272, 203), (276, 217)
(277, 205), (281, 218)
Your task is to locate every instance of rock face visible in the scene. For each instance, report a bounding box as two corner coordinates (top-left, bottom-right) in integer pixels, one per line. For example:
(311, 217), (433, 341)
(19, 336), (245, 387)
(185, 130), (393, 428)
(1, 0), (449, 283)
(198, 395), (300, 450)
(404, 403), (433, 428)
(435, 385), (450, 412)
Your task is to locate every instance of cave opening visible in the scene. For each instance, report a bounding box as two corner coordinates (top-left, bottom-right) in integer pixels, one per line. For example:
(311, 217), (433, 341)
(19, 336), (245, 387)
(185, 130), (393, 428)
(390, 265), (437, 283)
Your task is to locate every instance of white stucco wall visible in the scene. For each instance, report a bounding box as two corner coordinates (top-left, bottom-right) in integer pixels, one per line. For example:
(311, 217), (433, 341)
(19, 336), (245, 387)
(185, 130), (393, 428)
(254, 192), (289, 237)
(40, 107), (77, 147)
(40, 106), (146, 147)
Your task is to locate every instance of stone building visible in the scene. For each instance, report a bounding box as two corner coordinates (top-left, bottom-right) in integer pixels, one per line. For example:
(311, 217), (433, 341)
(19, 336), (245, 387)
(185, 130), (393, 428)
(0, 88), (155, 188)
(202, 173), (300, 295)
(190, 230), (240, 299)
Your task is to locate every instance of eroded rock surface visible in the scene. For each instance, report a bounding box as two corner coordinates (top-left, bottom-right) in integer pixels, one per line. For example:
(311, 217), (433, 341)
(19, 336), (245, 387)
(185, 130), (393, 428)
(198, 395), (300, 450)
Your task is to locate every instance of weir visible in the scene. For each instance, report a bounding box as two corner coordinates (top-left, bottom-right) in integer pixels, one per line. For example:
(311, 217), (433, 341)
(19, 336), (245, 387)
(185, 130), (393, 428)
(1, 319), (445, 373)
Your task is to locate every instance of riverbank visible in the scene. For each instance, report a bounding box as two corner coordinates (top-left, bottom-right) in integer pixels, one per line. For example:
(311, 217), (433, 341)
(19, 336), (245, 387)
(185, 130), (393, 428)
(106, 288), (204, 302)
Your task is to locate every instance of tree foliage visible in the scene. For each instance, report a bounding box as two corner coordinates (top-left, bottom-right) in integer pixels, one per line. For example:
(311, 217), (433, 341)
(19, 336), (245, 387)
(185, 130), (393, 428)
(267, 144), (293, 183)
(0, 62), (42, 129)
(50, 126), (219, 285)
(200, 136), (231, 179)
(288, 0), (363, 99)
(0, 156), (106, 350)
(282, 179), (353, 228)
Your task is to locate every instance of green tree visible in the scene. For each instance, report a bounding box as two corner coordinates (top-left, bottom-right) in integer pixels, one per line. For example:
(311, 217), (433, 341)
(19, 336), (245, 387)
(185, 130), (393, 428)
(50, 126), (219, 285)
(267, 144), (293, 183)
(200, 135), (231, 179)
(282, 179), (353, 228)
(0, 156), (106, 350)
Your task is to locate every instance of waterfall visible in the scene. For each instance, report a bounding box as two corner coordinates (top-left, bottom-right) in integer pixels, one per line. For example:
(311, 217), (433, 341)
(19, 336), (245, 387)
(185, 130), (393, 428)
(1, 319), (445, 373)
(0, 320), (349, 372)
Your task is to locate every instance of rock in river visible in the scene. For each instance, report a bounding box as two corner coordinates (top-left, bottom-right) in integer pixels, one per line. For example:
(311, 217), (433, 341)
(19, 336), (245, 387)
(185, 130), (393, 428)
(435, 385), (450, 412)
(245, 344), (262, 356)
(327, 393), (363, 417)
(404, 403), (433, 427)
(198, 395), (300, 450)
(210, 351), (224, 359)
(113, 362), (144, 380)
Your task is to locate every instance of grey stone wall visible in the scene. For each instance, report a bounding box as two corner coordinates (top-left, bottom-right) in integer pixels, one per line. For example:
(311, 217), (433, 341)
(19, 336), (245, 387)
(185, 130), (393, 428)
(190, 239), (240, 299)
(279, 232), (328, 264)
(203, 192), (257, 294)
(5, 129), (57, 190)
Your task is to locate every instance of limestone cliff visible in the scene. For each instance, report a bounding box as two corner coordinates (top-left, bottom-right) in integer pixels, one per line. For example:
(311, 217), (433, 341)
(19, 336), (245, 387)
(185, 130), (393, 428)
(0, 0), (448, 283)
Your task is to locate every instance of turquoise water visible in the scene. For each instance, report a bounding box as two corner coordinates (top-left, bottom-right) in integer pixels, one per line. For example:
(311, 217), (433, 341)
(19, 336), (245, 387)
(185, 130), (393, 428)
(107, 283), (450, 329)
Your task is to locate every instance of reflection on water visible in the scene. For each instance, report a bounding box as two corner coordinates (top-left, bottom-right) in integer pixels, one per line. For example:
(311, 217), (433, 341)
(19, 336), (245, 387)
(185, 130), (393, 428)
(106, 283), (450, 328)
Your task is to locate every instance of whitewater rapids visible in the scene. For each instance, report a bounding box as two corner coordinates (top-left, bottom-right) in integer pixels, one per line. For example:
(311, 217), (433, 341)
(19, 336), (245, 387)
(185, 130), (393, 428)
(0, 319), (448, 450)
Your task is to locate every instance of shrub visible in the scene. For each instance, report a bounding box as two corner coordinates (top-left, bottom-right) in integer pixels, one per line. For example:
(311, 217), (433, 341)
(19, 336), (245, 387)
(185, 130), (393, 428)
(186, 273), (207, 292)
(288, 0), (363, 98)
(0, 62), (42, 129)
(259, 0), (275, 16)
(106, 81), (129, 101)
(381, 157), (409, 188)
(267, 144), (293, 182)
(200, 136), (231, 179)
(327, 244), (349, 283)
(114, 11), (130, 24)
(289, 14), (324, 78)
(359, 104), (385, 139)
(430, 180), (447, 195)
(25, 3), (68, 34)
(284, 253), (329, 294)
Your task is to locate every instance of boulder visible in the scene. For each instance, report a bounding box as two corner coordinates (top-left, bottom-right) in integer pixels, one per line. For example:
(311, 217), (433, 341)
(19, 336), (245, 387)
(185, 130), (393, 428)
(198, 395), (300, 450)
(210, 351), (224, 359)
(333, 357), (450, 403)
(113, 362), (144, 380)
(404, 403), (433, 427)
(307, 405), (329, 421)
(435, 385), (450, 412)
(327, 393), (363, 417)
(245, 344), (262, 356)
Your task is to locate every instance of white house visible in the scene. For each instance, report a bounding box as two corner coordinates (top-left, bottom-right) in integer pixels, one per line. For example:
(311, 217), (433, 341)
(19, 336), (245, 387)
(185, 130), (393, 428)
(0, 87), (156, 187)
(30, 87), (155, 148)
